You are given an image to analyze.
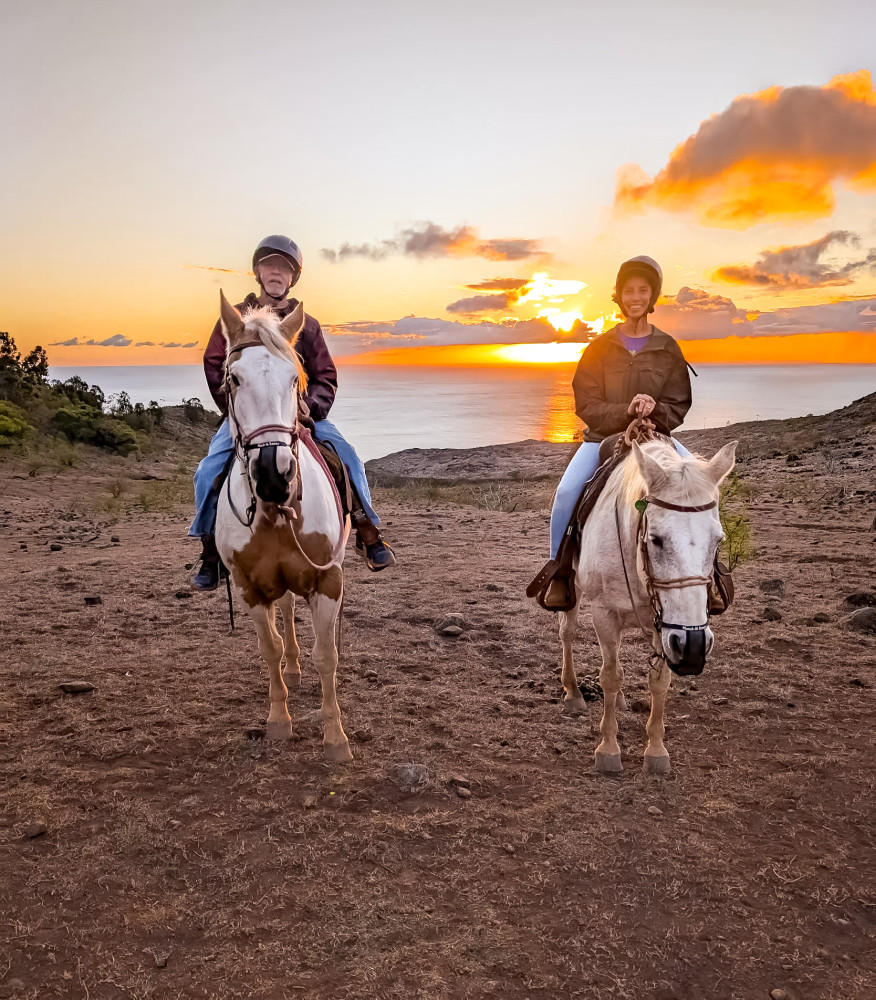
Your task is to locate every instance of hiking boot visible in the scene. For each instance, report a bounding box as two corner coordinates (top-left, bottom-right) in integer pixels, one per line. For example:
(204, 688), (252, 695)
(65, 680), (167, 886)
(355, 533), (397, 572)
(191, 535), (221, 592)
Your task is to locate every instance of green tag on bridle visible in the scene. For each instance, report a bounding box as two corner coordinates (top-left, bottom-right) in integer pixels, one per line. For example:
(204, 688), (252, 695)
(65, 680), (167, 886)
(635, 498), (649, 514)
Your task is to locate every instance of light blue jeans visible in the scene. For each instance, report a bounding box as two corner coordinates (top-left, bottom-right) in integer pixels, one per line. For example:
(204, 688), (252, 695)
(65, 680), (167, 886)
(188, 418), (378, 538)
(549, 438), (692, 558)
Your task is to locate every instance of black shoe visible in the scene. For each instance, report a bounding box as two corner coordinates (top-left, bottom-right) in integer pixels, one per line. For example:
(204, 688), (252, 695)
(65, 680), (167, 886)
(355, 534), (397, 572)
(191, 535), (221, 592)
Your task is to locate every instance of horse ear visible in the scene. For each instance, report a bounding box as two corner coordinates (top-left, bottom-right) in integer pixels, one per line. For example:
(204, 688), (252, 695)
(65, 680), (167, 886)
(706, 441), (737, 485)
(219, 290), (244, 344)
(632, 440), (667, 492)
(279, 302), (306, 348)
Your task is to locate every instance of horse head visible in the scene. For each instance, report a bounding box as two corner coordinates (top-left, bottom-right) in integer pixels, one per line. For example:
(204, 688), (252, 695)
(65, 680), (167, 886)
(220, 290), (307, 506)
(632, 440), (737, 674)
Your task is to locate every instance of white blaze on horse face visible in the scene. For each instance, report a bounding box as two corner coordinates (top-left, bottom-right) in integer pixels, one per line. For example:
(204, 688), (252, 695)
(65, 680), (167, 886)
(229, 347), (299, 479)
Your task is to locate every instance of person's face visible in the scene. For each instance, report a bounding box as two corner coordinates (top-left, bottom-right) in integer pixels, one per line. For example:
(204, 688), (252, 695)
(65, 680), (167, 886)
(256, 255), (295, 297)
(621, 276), (653, 319)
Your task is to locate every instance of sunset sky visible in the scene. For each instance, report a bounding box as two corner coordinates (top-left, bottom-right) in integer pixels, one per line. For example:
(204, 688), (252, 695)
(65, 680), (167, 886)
(3, 0), (876, 367)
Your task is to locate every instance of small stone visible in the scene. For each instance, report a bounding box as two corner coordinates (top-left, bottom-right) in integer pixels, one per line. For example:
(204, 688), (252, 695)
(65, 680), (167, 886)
(58, 681), (95, 694)
(50, 543), (62, 552)
(848, 608), (876, 634)
(388, 763), (431, 793)
(440, 625), (464, 638)
(815, 947), (829, 959)
(354, 728), (373, 742)
(154, 951), (170, 969)
(84, 595), (103, 606)
(647, 805), (663, 817)
(770, 990), (788, 1000)
(712, 696), (728, 706)
(455, 786), (472, 799)
(19, 544), (27, 550)
(302, 794), (318, 809)
(759, 578), (786, 596)
(244, 726), (265, 740)
(631, 698), (650, 713)
(111, 535), (120, 543)
(24, 821), (48, 838)
(174, 590), (193, 600)
(762, 607), (782, 622)
(449, 775), (471, 789)
(435, 614), (466, 634)
(503, 843), (516, 854)
(845, 591), (876, 607)
(364, 669), (379, 682)
(812, 612), (831, 623)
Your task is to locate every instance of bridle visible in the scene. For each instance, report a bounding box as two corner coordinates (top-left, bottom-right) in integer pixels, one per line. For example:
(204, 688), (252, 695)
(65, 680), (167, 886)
(615, 492), (718, 672)
(221, 340), (345, 572)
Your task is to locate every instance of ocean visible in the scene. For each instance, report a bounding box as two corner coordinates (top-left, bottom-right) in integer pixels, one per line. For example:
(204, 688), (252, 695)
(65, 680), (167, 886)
(49, 363), (875, 462)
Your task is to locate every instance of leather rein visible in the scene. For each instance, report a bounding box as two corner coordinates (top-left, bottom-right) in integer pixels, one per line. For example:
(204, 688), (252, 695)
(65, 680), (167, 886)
(222, 339), (345, 571)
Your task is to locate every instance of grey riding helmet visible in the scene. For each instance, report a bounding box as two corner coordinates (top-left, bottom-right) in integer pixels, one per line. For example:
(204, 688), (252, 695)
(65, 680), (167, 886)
(252, 235), (303, 287)
(612, 255), (663, 314)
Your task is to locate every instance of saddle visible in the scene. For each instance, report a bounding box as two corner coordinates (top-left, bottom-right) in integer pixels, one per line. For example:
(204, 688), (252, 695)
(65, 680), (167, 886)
(526, 425), (735, 616)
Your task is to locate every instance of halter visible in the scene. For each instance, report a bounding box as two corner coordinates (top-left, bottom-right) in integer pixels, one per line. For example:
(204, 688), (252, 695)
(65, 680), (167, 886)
(222, 340), (346, 571)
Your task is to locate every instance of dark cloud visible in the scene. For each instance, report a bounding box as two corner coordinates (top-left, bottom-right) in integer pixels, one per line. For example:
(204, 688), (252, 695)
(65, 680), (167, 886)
(321, 222), (546, 263)
(714, 231), (876, 288)
(135, 341), (156, 347)
(654, 287), (876, 339)
(446, 293), (514, 314)
(84, 334), (132, 347)
(50, 336), (81, 346)
(465, 278), (530, 291)
(616, 70), (876, 227)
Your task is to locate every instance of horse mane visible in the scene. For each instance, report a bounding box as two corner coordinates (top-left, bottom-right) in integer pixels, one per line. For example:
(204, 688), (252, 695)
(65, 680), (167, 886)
(605, 438), (716, 508)
(233, 306), (308, 391)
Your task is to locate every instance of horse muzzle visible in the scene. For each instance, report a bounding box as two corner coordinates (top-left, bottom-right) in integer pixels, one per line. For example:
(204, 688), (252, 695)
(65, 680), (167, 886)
(662, 625), (714, 676)
(251, 445), (296, 505)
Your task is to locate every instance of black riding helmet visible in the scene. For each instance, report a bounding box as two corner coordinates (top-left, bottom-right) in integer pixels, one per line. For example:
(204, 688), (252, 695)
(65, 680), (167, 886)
(612, 255), (663, 316)
(252, 235), (303, 294)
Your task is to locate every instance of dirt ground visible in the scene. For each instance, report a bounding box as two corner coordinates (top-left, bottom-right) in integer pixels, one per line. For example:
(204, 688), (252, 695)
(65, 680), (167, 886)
(1, 406), (875, 1000)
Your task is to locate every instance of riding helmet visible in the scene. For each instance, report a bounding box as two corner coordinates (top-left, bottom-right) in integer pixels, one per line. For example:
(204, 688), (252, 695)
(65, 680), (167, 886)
(612, 255), (663, 314)
(252, 235), (303, 286)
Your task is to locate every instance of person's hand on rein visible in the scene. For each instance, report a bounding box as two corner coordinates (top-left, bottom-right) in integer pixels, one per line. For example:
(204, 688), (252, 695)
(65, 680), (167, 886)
(628, 394), (656, 417)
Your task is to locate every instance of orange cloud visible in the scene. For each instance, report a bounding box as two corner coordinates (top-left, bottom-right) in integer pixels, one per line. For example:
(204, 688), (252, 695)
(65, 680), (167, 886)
(321, 222), (546, 262)
(615, 71), (876, 228)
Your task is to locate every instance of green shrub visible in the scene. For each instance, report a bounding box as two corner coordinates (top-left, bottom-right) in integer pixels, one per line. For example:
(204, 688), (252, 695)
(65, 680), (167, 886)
(51, 403), (139, 455)
(0, 401), (33, 444)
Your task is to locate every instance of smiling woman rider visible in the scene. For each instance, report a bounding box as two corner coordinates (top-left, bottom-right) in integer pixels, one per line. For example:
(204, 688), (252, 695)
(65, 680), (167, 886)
(542, 255), (695, 609)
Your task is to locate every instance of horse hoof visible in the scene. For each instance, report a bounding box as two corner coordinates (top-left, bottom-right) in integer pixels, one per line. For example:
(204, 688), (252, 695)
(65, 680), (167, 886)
(616, 692), (628, 711)
(594, 751), (623, 774)
(563, 696), (587, 716)
(266, 720), (293, 741)
(644, 754), (671, 775)
(324, 740), (353, 763)
(283, 671), (302, 690)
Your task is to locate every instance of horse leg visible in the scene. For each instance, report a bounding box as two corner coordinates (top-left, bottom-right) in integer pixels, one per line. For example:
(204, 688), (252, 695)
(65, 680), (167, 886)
(592, 607), (624, 773)
(559, 603), (586, 715)
(276, 592), (301, 690)
(308, 591), (352, 763)
(249, 603), (293, 741)
(644, 642), (672, 775)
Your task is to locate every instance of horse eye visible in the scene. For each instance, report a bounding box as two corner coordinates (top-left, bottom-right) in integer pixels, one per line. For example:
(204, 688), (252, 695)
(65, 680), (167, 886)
(230, 373), (241, 388)
(650, 536), (664, 548)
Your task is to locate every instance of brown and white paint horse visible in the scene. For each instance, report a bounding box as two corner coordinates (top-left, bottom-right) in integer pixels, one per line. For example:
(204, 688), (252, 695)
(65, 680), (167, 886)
(215, 292), (352, 761)
(559, 438), (737, 775)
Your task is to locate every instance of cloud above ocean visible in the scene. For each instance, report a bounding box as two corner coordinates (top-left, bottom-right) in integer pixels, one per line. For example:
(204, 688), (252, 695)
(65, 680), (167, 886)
(713, 231), (876, 289)
(615, 70), (876, 228)
(51, 336), (199, 349)
(321, 222), (547, 263)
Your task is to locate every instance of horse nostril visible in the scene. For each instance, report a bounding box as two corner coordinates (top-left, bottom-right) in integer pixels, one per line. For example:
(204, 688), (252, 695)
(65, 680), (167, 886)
(667, 631), (685, 661)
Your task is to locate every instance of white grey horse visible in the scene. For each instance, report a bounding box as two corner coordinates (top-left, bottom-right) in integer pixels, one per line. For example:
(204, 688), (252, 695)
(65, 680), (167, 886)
(559, 438), (737, 774)
(215, 293), (352, 761)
